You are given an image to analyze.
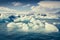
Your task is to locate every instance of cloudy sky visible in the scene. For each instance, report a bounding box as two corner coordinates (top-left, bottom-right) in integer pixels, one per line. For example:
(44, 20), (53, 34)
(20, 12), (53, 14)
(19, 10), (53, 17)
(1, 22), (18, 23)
(0, 0), (60, 14)
(0, 0), (41, 11)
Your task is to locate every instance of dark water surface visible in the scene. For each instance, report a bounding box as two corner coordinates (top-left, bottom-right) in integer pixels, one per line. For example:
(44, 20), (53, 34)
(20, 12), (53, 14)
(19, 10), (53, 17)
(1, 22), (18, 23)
(0, 31), (60, 40)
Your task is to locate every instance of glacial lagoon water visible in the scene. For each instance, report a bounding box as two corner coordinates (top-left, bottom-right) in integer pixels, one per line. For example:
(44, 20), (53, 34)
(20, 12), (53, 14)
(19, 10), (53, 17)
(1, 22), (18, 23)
(0, 19), (60, 40)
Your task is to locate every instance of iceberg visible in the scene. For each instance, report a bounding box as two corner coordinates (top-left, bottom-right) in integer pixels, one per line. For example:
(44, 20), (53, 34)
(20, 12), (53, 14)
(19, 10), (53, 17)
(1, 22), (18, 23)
(7, 22), (17, 31)
(45, 22), (59, 33)
(0, 14), (9, 19)
(7, 21), (59, 33)
(7, 15), (59, 33)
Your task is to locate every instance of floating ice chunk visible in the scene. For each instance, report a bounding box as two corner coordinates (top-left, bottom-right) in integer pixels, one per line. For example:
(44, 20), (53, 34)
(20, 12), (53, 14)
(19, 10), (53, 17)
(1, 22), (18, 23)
(53, 22), (60, 25)
(21, 23), (28, 32)
(15, 23), (29, 32)
(7, 22), (29, 32)
(30, 17), (36, 22)
(45, 22), (59, 33)
(0, 14), (9, 19)
(14, 18), (21, 22)
(28, 23), (34, 28)
(33, 14), (58, 19)
(32, 25), (39, 31)
(5, 20), (9, 23)
(7, 22), (16, 31)
(16, 23), (23, 28)
(14, 16), (31, 23)
(53, 22), (57, 25)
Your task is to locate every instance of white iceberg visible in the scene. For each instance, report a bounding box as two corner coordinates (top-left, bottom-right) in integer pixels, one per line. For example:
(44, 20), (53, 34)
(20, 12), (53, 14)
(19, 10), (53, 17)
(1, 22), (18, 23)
(7, 22), (29, 32)
(7, 22), (59, 33)
(45, 22), (59, 33)
(14, 16), (32, 22)
(7, 15), (59, 33)
(0, 14), (9, 19)
(7, 22), (17, 31)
